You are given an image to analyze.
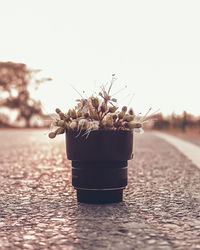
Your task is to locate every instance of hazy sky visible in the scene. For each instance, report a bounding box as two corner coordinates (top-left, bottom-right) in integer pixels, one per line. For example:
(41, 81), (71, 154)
(0, 0), (200, 116)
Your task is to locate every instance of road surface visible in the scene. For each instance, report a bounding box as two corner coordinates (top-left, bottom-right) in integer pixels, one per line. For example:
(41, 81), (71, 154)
(155, 132), (200, 169)
(0, 129), (200, 250)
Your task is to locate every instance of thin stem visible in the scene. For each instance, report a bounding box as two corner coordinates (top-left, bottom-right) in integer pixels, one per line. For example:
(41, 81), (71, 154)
(108, 74), (116, 95)
(70, 84), (84, 99)
(142, 108), (160, 121)
(101, 110), (109, 120)
(112, 85), (127, 97)
(40, 103), (55, 120)
(140, 108), (152, 122)
(127, 93), (135, 108)
(82, 90), (88, 99)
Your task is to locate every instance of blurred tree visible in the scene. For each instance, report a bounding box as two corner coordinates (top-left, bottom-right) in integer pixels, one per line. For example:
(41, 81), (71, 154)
(0, 113), (10, 127)
(182, 111), (187, 132)
(198, 119), (200, 134)
(0, 61), (51, 127)
(171, 112), (177, 129)
(153, 113), (170, 130)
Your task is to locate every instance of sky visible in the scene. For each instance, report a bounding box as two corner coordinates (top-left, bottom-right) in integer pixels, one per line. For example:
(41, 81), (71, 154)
(0, 0), (200, 116)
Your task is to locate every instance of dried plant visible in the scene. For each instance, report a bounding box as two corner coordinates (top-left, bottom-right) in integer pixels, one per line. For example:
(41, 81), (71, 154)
(48, 74), (151, 139)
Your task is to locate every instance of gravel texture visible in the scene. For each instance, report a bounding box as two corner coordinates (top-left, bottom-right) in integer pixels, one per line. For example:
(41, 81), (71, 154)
(0, 129), (200, 250)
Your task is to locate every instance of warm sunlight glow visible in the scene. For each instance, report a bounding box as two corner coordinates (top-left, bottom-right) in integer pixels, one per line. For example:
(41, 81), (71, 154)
(0, 0), (200, 116)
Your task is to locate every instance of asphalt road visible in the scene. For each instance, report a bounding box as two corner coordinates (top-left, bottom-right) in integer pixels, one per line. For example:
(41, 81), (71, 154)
(0, 129), (200, 250)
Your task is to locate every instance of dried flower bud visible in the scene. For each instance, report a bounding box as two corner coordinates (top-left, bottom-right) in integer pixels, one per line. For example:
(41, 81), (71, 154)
(56, 127), (65, 135)
(65, 122), (70, 129)
(70, 121), (77, 129)
(70, 109), (77, 119)
(124, 122), (129, 128)
(84, 113), (89, 118)
(128, 108), (134, 116)
(123, 114), (134, 122)
(67, 109), (71, 115)
(103, 118), (113, 128)
(59, 112), (65, 120)
(122, 106), (127, 113)
(64, 114), (70, 122)
(91, 97), (99, 109)
(109, 106), (118, 113)
(91, 121), (99, 130)
(134, 122), (142, 128)
(100, 103), (107, 112)
(55, 108), (61, 114)
(111, 98), (117, 103)
(78, 119), (89, 130)
(118, 112), (125, 119)
(90, 110), (99, 120)
(112, 114), (117, 120)
(58, 120), (65, 126)
(114, 123), (119, 128)
(128, 121), (142, 129)
(77, 110), (82, 118)
(48, 131), (56, 139)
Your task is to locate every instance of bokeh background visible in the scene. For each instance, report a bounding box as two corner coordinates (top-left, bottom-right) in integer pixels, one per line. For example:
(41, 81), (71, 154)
(0, 0), (200, 137)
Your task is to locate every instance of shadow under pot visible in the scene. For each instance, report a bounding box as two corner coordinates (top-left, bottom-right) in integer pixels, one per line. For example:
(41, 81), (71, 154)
(66, 130), (133, 204)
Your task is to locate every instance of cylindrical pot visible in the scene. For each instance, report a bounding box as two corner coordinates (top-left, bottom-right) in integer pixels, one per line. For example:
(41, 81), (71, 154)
(66, 130), (133, 204)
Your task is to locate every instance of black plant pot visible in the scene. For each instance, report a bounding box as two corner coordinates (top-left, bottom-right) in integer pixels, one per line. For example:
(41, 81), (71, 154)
(66, 130), (133, 204)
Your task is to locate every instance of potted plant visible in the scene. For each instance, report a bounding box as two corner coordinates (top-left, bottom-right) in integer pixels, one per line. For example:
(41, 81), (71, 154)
(48, 75), (147, 204)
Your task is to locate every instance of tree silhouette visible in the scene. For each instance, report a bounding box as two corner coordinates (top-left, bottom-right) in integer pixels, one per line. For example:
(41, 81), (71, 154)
(198, 119), (200, 133)
(181, 111), (187, 132)
(153, 113), (170, 130)
(0, 61), (51, 127)
(0, 113), (10, 127)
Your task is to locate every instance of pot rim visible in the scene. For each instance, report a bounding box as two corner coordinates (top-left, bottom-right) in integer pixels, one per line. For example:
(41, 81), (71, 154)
(66, 129), (133, 134)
